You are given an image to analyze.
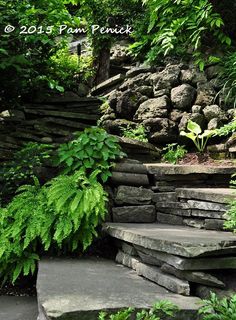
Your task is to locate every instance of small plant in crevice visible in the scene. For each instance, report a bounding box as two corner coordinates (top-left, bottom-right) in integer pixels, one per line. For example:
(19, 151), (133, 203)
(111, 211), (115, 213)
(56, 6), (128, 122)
(57, 127), (126, 182)
(0, 170), (108, 283)
(224, 173), (236, 232)
(121, 124), (148, 143)
(0, 142), (53, 200)
(98, 300), (178, 320)
(180, 120), (215, 153)
(199, 292), (236, 320)
(162, 143), (187, 164)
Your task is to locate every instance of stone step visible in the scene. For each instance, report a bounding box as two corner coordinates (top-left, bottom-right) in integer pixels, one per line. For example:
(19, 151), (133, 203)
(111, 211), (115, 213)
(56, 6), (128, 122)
(0, 296), (38, 320)
(176, 188), (235, 204)
(103, 223), (236, 258)
(37, 258), (201, 320)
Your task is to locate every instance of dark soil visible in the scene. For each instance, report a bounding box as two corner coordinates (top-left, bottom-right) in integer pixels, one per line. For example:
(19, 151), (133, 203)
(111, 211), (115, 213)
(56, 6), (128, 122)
(179, 153), (236, 166)
(0, 276), (37, 297)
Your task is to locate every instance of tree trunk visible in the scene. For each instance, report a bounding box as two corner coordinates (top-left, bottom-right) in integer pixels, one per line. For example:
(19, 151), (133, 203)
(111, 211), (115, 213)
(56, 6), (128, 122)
(94, 41), (111, 85)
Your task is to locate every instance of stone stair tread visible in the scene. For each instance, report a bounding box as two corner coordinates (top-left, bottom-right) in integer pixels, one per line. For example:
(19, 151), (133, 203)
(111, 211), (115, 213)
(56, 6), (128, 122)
(144, 163), (236, 175)
(0, 296), (38, 320)
(176, 188), (235, 203)
(103, 223), (236, 257)
(37, 257), (201, 320)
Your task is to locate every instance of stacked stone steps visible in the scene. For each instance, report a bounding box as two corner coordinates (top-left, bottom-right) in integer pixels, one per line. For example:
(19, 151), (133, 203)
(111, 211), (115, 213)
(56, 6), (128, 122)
(146, 163), (236, 191)
(37, 258), (201, 320)
(103, 223), (236, 297)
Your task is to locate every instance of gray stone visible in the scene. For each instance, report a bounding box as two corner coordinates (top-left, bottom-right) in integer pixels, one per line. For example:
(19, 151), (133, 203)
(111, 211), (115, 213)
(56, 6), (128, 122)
(153, 88), (170, 98)
(203, 105), (225, 121)
(113, 161), (148, 174)
(110, 172), (149, 186)
(205, 219), (225, 231)
(37, 258), (201, 320)
(145, 164), (236, 176)
(153, 65), (181, 90)
(0, 296), (37, 320)
(103, 223), (236, 258)
(190, 113), (206, 129)
(161, 264), (225, 288)
(136, 263), (190, 296)
(112, 205), (156, 223)
(160, 208), (191, 217)
(178, 113), (191, 131)
(91, 74), (125, 96)
(135, 246), (236, 271)
(134, 96), (170, 121)
(183, 218), (205, 229)
(170, 109), (184, 122)
(195, 285), (234, 300)
(187, 200), (227, 212)
(175, 188), (236, 204)
(180, 68), (207, 85)
(126, 67), (153, 78)
(195, 84), (216, 106)
(122, 242), (138, 256)
(156, 202), (190, 210)
(135, 85), (153, 97)
(171, 84), (196, 110)
(208, 118), (221, 130)
(116, 251), (140, 270)
(116, 89), (143, 120)
(192, 105), (203, 113)
(157, 212), (184, 225)
(115, 186), (153, 205)
(152, 192), (176, 203)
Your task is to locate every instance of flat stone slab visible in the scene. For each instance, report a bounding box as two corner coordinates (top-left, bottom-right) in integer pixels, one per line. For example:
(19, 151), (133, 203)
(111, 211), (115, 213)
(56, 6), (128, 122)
(103, 223), (236, 257)
(176, 188), (236, 204)
(145, 164), (236, 175)
(112, 205), (156, 223)
(37, 258), (201, 320)
(0, 296), (38, 320)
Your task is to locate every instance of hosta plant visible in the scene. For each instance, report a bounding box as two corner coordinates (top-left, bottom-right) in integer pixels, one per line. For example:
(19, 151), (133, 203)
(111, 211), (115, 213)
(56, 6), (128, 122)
(180, 120), (215, 153)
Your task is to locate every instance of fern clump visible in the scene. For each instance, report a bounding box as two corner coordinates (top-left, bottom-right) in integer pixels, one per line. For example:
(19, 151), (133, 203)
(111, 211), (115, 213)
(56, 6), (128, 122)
(0, 170), (108, 283)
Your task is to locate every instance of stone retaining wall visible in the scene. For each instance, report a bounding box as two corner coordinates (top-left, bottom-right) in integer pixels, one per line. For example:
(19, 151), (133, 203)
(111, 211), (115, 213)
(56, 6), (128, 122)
(109, 161), (236, 231)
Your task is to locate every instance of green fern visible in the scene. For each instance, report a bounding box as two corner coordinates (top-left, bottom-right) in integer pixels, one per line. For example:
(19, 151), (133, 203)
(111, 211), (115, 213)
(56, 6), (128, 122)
(0, 170), (108, 283)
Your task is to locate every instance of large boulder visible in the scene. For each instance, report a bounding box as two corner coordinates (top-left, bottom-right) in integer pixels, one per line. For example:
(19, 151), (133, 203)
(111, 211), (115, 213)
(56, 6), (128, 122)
(180, 68), (207, 86)
(116, 89), (144, 120)
(134, 96), (170, 121)
(171, 84), (196, 110)
(195, 83), (216, 106)
(203, 105), (226, 122)
(151, 65), (181, 91)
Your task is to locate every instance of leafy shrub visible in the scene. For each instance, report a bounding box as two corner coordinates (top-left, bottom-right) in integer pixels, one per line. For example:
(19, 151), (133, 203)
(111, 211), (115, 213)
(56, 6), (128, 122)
(57, 127), (126, 182)
(162, 143), (187, 164)
(131, 0), (231, 69)
(199, 292), (236, 319)
(99, 300), (178, 320)
(214, 117), (236, 137)
(180, 120), (215, 153)
(48, 48), (94, 92)
(0, 142), (53, 199)
(121, 125), (148, 143)
(0, 170), (108, 283)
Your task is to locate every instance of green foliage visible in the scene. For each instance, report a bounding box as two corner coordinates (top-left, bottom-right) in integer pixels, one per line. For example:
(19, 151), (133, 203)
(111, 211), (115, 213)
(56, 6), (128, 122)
(180, 120), (215, 153)
(48, 48), (94, 92)
(57, 127), (126, 182)
(162, 143), (187, 164)
(0, 142), (53, 199)
(131, 0), (231, 69)
(217, 51), (236, 108)
(214, 117), (236, 137)
(99, 300), (178, 320)
(0, 170), (108, 283)
(199, 292), (236, 320)
(224, 173), (236, 232)
(121, 125), (148, 143)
